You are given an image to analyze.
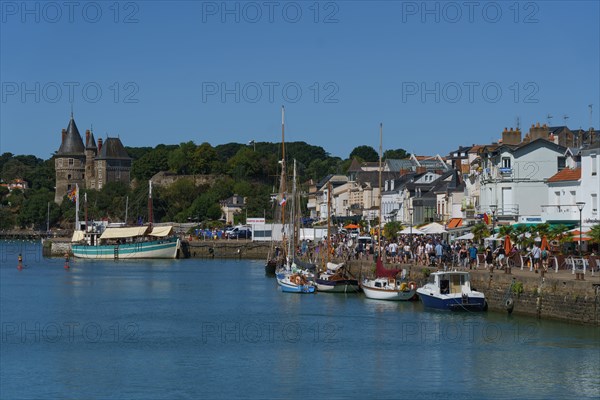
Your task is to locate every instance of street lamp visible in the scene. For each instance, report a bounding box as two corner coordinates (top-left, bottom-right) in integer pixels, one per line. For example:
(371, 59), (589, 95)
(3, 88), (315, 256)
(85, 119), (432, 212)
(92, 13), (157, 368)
(409, 207), (414, 242)
(489, 204), (497, 249)
(576, 202), (585, 256)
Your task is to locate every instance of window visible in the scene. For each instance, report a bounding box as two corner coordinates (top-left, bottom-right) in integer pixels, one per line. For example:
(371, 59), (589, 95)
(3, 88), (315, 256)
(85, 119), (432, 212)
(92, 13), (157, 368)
(68, 158), (74, 166)
(592, 194), (598, 214)
(58, 159), (63, 167)
(67, 174), (71, 180)
(502, 157), (511, 169)
(592, 154), (597, 176)
(557, 156), (566, 171)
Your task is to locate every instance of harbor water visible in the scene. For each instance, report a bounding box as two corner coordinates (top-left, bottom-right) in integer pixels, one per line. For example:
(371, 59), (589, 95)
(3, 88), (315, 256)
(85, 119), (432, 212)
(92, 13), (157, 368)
(1, 241), (599, 399)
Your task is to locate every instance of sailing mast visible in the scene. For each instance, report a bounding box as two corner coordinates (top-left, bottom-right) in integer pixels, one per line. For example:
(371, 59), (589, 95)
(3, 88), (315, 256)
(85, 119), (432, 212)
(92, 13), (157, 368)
(327, 181), (332, 267)
(378, 123), (382, 261)
(280, 106), (287, 263)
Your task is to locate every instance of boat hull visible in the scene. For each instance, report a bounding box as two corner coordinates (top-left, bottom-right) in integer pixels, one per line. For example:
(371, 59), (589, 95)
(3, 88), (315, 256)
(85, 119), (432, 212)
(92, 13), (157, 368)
(417, 291), (487, 311)
(361, 285), (416, 301)
(277, 279), (315, 293)
(265, 260), (277, 275)
(72, 238), (180, 259)
(315, 279), (359, 293)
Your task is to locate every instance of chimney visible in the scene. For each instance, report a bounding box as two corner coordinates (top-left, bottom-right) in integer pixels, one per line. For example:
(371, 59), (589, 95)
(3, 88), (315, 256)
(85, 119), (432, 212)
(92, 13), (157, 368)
(528, 122), (548, 142)
(502, 127), (521, 146)
(61, 128), (66, 142)
(97, 138), (103, 153)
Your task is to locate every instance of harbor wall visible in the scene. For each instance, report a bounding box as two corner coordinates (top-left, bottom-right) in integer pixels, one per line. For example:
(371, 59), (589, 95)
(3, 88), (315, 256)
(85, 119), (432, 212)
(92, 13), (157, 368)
(346, 260), (600, 326)
(40, 240), (600, 326)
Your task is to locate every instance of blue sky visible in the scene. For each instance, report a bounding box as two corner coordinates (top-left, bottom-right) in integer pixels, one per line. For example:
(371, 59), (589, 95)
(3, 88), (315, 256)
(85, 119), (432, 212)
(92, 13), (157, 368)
(1, 1), (599, 159)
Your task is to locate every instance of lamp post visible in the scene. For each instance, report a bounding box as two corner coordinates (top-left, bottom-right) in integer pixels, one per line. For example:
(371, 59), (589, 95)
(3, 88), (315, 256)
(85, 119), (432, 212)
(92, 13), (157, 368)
(576, 202), (585, 256)
(409, 207), (414, 243)
(489, 204), (497, 249)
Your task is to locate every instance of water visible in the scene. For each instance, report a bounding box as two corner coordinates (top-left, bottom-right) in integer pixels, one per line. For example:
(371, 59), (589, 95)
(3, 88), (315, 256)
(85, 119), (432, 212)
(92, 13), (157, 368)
(1, 241), (599, 399)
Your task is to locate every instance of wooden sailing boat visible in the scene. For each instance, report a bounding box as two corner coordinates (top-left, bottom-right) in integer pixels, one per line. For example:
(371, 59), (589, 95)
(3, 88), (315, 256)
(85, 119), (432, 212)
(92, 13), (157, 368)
(360, 123), (417, 300)
(276, 160), (316, 293)
(265, 106), (287, 275)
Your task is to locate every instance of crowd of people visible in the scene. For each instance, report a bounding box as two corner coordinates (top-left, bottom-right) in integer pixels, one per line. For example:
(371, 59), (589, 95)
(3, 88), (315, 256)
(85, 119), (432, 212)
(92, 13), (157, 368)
(297, 229), (558, 274)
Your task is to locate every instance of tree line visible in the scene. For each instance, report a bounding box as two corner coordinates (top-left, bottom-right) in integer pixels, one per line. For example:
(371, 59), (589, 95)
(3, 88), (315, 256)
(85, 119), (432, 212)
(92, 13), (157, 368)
(0, 141), (407, 230)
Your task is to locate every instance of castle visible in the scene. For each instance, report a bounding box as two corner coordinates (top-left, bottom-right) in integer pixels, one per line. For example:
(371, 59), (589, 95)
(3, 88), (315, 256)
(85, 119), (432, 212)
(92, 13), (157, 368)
(54, 114), (132, 204)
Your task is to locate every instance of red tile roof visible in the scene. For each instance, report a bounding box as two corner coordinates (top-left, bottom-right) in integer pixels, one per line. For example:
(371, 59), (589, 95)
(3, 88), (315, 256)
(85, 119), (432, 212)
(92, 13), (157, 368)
(547, 167), (581, 183)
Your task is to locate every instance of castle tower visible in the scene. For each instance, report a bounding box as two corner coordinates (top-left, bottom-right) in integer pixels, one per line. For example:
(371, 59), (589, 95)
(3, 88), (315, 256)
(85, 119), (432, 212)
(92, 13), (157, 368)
(54, 114), (86, 204)
(85, 128), (97, 189)
(93, 137), (132, 190)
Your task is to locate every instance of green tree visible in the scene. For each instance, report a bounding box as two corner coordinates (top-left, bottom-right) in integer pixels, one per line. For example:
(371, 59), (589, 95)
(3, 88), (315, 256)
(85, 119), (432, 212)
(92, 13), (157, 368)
(192, 142), (218, 174)
(168, 141), (197, 175)
(383, 148), (408, 160)
(131, 147), (170, 181)
(589, 224), (600, 244)
(471, 223), (490, 244)
(349, 146), (378, 162)
(384, 221), (403, 239)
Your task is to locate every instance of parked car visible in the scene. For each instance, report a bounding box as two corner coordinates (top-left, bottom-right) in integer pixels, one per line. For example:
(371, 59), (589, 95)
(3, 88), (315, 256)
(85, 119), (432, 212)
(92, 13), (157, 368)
(228, 227), (252, 239)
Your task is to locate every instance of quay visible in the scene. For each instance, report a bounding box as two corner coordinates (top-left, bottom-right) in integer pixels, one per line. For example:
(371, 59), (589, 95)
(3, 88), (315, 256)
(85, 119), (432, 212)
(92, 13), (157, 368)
(37, 238), (600, 326)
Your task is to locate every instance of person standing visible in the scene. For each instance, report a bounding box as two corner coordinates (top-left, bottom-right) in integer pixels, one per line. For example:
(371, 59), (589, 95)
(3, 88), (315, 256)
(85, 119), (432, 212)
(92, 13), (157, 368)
(468, 243), (478, 269)
(485, 246), (493, 269)
(531, 243), (542, 273)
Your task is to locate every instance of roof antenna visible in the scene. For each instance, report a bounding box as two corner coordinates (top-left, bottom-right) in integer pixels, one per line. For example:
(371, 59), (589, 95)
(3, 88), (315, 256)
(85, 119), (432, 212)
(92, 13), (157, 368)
(563, 114), (569, 126)
(515, 116), (520, 130)
(546, 114), (553, 126)
(70, 103), (74, 119)
(589, 104), (593, 128)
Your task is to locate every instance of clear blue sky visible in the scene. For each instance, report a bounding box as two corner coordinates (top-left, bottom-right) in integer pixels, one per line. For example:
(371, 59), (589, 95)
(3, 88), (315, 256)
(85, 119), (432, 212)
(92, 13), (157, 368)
(1, 1), (599, 159)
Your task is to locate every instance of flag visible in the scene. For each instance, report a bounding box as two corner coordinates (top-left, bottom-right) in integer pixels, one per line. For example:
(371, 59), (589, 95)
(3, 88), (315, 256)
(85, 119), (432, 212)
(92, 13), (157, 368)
(67, 186), (78, 203)
(279, 197), (287, 206)
(483, 213), (489, 225)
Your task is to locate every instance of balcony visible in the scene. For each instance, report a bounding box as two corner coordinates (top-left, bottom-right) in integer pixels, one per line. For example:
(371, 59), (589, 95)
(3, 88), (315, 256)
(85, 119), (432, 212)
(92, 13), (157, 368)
(540, 205), (580, 223)
(477, 204), (520, 217)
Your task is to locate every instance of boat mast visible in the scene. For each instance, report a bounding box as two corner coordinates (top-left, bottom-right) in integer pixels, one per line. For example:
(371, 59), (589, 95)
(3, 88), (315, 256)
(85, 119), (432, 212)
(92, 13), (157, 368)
(125, 195), (129, 225)
(327, 181), (331, 266)
(279, 106), (287, 261)
(148, 180), (153, 226)
(378, 123), (382, 260)
(84, 192), (88, 231)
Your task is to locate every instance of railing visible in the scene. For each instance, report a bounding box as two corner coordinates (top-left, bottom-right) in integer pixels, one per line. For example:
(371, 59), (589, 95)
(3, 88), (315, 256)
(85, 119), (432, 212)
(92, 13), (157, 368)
(476, 204), (520, 216)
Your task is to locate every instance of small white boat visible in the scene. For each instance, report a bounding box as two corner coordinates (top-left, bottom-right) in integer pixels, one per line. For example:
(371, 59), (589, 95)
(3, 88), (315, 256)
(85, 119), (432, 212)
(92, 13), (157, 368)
(417, 270), (487, 311)
(361, 277), (417, 301)
(276, 272), (316, 293)
(360, 257), (417, 301)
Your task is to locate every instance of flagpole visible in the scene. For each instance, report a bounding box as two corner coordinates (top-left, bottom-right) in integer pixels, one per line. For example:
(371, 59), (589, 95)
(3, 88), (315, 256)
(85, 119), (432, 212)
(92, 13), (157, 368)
(75, 184), (80, 231)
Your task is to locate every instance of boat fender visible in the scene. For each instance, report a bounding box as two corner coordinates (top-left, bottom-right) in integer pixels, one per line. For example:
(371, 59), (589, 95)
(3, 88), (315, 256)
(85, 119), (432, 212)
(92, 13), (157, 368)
(408, 281), (417, 291)
(505, 297), (514, 314)
(400, 282), (408, 291)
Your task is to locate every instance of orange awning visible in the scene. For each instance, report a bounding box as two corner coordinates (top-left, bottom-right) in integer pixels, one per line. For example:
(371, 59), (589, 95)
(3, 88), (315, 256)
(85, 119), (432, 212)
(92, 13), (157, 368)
(447, 218), (463, 229)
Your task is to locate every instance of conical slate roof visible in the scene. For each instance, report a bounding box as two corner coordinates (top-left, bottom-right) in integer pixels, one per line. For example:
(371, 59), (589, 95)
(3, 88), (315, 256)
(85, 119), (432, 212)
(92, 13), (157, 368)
(86, 130), (97, 149)
(57, 116), (85, 155)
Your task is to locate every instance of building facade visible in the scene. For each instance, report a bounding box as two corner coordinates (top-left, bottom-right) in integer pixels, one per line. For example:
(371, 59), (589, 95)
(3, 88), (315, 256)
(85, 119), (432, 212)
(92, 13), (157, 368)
(54, 115), (131, 203)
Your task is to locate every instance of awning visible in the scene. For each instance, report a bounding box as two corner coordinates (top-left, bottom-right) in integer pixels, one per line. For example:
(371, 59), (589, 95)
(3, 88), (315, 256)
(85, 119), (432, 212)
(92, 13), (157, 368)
(420, 222), (447, 234)
(149, 226), (174, 237)
(71, 230), (85, 242)
(447, 218), (462, 229)
(453, 232), (474, 241)
(100, 226), (149, 240)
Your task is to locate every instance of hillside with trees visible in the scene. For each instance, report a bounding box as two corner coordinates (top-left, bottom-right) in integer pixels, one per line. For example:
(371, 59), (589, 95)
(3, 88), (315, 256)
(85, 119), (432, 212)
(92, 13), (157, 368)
(0, 142), (408, 230)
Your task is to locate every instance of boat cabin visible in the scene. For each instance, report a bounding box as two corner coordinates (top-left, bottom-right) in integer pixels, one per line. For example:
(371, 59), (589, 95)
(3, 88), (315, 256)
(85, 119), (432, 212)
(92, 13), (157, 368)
(430, 272), (471, 295)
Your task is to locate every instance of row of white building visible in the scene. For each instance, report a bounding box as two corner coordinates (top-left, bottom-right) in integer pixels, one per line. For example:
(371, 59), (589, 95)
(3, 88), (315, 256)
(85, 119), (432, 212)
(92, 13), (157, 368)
(306, 123), (600, 231)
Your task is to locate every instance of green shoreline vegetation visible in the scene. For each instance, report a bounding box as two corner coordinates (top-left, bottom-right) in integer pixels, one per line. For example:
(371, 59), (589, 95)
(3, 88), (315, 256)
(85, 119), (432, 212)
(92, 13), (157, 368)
(0, 141), (407, 230)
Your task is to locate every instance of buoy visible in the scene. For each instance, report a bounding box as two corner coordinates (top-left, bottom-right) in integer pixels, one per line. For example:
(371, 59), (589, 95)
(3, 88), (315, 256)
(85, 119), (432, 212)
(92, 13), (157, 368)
(505, 297), (514, 314)
(64, 252), (70, 270)
(17, 254), (23, 270)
